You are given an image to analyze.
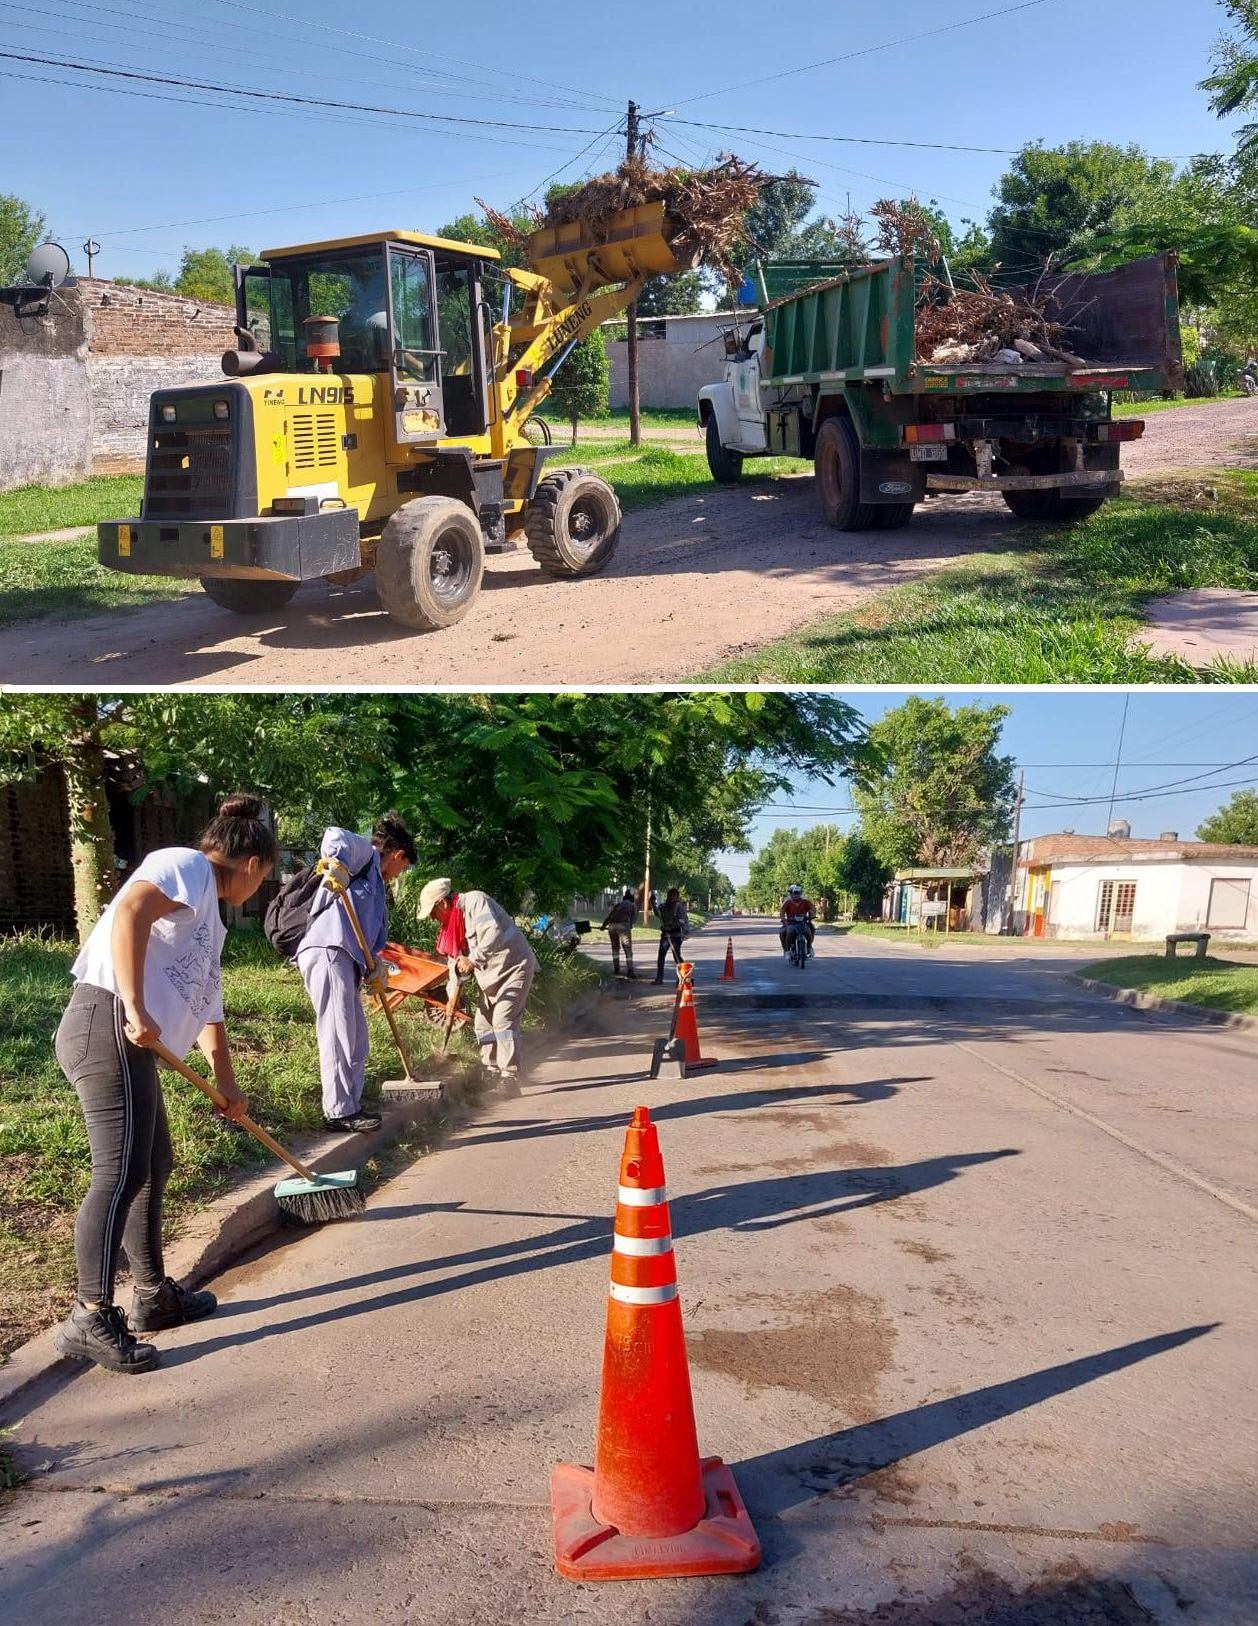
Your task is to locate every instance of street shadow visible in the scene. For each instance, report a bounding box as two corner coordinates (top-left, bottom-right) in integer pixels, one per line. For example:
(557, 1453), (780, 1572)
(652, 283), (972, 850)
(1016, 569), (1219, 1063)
(162, 1146), (1016, 1362)
(537, 1049), (836, 1092)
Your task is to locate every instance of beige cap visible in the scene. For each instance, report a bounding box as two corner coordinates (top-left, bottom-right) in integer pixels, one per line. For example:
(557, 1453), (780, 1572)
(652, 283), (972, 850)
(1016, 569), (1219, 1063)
(417, 876), (452, 919)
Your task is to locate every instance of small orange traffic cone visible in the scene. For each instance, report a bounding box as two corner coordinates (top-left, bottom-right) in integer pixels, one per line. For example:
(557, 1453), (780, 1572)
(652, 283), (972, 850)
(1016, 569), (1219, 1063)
(673, 962), (717, 1069)
(550, 1107), (761, 1581)
(720, 936), (737, 980)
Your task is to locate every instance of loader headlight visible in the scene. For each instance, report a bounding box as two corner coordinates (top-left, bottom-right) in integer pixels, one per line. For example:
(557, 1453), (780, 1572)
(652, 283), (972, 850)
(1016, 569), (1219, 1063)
(160, 403), (177, 423)
(212, 399), (230, 420)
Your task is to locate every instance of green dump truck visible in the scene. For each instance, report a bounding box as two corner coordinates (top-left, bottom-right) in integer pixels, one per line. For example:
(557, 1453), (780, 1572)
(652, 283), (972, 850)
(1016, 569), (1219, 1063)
(697, 252), (1183, 528)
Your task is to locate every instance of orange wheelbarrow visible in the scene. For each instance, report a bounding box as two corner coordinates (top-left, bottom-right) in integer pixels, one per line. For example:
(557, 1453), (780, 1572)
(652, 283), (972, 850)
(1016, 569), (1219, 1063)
(377, 941), (473, 1052)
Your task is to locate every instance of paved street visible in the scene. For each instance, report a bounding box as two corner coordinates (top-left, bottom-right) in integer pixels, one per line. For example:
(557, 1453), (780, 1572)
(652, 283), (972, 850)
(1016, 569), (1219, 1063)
(4, 919), (1256, 1625)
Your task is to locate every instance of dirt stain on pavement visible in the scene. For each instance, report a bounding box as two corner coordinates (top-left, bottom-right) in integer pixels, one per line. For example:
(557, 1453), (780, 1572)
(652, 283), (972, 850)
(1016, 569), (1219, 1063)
(894, 1238), (954, 1265)
(696, 1138), (890, 1177)
(686, 1283), (895, 1422)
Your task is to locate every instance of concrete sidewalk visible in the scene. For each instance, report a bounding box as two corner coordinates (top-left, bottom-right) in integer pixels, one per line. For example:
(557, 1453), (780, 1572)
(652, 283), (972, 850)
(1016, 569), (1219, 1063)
(4, 921), (1256, 1625)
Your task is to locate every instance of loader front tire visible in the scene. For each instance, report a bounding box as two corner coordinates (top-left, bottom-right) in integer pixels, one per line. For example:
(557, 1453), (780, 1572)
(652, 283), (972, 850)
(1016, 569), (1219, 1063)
(705, 414), (743, 484)
(199, 576), (299, 614)
(375, 496), (484, 631)
(524, 468), (621, 577)
(815, 417), (877, 530)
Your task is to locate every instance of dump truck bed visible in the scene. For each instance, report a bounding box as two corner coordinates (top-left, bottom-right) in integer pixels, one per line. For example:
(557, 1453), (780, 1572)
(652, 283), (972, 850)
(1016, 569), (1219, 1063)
(759, 252), (1183, 396)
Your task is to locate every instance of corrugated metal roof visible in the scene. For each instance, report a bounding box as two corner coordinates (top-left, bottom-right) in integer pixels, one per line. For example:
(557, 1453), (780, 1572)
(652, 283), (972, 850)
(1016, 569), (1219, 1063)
(1022, 834), (1258, 863)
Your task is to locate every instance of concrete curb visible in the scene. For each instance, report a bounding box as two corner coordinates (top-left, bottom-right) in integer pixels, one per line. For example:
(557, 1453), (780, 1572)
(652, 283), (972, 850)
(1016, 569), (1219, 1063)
(1070, 972), (1258, 1034)
(0, 975), (615, 1419)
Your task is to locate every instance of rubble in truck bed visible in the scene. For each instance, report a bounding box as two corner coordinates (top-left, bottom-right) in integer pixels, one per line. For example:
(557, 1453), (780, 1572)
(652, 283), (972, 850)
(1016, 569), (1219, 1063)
(915, 272), (1090, 370)
(486, 155), (766, 285)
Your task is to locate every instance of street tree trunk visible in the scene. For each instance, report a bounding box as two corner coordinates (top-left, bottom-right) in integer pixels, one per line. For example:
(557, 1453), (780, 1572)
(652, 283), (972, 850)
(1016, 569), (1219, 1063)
(63, 698), (117, 943)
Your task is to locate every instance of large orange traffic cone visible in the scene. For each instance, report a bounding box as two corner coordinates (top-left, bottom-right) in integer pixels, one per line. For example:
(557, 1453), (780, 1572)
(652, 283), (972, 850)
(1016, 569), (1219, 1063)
(550, 1107), (761, 1580)
(720, 936), (737, 980)
(673, 961), (717, 1069)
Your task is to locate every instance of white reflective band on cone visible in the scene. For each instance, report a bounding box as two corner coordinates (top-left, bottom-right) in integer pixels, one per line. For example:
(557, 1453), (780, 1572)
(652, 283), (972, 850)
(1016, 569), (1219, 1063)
(609, 1281), (678, 1305)
(617, 1184), (667, 1207)
(612, 1231), (673, 1257)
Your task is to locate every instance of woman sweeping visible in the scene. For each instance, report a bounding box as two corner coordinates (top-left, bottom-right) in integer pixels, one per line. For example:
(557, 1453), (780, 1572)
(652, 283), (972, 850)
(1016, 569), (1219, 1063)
(418, 878), (537, 1093)
(53, 794), (277, 1375)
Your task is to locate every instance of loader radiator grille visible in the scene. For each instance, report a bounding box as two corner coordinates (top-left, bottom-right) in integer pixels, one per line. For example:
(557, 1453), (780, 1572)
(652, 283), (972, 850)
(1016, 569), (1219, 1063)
(143, 427), (232, 517)
(291, 411), (339, 471)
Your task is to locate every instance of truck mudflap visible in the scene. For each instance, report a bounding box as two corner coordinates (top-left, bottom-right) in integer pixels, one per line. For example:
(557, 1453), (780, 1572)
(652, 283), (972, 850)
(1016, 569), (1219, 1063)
(926, 469), (1124, 494)
(98, 509), (361, 582)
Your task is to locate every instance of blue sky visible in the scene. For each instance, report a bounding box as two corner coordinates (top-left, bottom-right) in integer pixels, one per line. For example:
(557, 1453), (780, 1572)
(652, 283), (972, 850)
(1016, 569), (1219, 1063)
(721, 690), (1258, 886)
(9, 0), (1245, 283)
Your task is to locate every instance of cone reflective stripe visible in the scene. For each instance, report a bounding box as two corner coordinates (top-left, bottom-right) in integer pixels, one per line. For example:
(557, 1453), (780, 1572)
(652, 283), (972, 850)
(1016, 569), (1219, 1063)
(674, 962), (717, 1070)
(720, 936), (737, 979)
(551, 1106), (761, 1581)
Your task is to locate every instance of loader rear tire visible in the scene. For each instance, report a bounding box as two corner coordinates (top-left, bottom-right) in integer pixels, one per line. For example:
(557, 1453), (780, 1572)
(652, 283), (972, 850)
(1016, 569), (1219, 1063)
(524, 468), (621, 577)
(815, 417), (877, 530)
(705, 414), (743, 484)
(199, 576), (298, 614)
(375, 496), (484, 631)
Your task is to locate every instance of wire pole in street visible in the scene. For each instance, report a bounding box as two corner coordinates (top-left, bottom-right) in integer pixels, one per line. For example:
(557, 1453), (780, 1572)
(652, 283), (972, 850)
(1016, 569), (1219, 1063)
(625, 99), (641, 447)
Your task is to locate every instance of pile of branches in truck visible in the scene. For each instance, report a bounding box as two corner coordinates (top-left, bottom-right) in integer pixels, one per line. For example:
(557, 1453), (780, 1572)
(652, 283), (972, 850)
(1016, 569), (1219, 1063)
(491, 155), (766, 285)
(915, 271), (1089, 369)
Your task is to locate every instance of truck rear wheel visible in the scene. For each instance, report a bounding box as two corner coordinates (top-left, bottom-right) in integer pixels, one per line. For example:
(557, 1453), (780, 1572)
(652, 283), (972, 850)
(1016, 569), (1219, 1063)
(1002, 487), (1108, 523)
(524, 468), (621, 577)
(705, 414), (743, 484)
(815, 417), (877, 530)
(375, 496), (484, 631)
(199, 577), (299, 614)
(874, 503), (915, 530)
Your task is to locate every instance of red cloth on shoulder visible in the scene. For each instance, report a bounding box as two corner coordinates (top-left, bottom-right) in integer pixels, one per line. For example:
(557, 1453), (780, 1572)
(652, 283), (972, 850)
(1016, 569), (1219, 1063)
(436, 895), (468, 959)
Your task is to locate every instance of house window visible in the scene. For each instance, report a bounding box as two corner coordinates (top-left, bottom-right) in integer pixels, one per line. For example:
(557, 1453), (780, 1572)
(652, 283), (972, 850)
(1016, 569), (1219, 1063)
(1096, 880), (1137, 935)
(1207, 876), (1250, 930)
(637, 319), (666, 341)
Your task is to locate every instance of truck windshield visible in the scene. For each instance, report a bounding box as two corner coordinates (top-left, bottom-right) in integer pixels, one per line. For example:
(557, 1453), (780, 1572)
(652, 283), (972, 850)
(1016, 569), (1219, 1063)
(241, 249), (391, 373)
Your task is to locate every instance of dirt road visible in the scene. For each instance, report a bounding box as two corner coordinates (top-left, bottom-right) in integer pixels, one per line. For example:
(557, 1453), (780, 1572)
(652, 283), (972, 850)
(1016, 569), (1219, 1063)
(5, 921), (1255, 1624)
(5, 398), (1255, 688)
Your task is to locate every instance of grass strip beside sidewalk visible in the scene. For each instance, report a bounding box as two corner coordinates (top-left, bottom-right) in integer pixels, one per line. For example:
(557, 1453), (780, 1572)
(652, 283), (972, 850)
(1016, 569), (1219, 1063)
(705, 470), (1258, 684)
(1083, 954), (1258, 1016)
(0, 927), (599, 1358)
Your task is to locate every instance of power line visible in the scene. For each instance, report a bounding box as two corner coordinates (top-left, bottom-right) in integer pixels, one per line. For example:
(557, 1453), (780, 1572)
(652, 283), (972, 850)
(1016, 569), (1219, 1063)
(674, 119), (1020, 156)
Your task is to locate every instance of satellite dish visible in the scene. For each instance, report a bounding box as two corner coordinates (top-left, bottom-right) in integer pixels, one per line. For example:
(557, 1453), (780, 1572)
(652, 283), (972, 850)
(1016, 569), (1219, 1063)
(26, 241), (72, 289)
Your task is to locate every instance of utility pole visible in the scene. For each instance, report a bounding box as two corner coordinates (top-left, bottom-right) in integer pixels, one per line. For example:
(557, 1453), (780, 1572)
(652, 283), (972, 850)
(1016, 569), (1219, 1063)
(625, 99), (642, 447)
(83, 237), (100, 278)
(1105, 694), (1130, 834)
(1004, 770), (1024, 935)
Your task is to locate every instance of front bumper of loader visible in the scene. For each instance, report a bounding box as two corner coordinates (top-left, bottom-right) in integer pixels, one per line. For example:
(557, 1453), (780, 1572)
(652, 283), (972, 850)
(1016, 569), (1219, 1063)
(98, 509), (361, 582)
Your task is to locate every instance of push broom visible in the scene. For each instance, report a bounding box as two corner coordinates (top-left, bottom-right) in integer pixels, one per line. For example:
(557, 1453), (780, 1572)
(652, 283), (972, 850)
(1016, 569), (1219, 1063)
(152, 1040), (364, 1223)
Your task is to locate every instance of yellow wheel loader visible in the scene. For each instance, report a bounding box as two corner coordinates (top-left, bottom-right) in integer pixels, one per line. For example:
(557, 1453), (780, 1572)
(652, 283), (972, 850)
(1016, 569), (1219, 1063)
(97, 204), (691, 631)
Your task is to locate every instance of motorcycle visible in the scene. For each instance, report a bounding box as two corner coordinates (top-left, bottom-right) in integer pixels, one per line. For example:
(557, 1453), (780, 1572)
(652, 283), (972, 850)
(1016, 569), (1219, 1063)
(784, 916), (812, 969)
(1240, 366), (1258, 397)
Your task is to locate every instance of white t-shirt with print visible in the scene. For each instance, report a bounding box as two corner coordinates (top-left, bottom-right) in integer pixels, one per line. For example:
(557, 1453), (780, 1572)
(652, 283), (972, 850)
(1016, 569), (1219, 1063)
(72, 848), (227, 1059)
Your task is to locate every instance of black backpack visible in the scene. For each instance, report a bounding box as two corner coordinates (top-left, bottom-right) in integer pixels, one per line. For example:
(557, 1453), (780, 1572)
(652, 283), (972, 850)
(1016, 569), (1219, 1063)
(264, 858), (371, 959)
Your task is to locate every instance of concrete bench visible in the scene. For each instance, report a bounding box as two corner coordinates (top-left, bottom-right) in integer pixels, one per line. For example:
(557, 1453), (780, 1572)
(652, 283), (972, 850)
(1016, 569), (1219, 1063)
(1165, 932), (1210, 960)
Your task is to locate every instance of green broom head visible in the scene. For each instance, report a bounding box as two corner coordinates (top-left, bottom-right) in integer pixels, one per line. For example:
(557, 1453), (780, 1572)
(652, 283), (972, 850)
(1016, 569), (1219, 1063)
(273, 1169), (364, 1223)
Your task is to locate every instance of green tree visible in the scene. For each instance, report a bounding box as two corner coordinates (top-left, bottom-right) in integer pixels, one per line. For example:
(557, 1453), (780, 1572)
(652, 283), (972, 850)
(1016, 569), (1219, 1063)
(114, 270), (177, 293)
(174, 244), (254, 306)
(0, 193), (47, 285)
(1197, 789), (1258, 845)
(437, 208), (533, 271)
(988, 142), (1177, 271)
(837, 831), (891, 918)
(853, 698), (1016, 870)
(636, 271), (705, 317)
(1201, 0), (1258, 165)
(547, 330), (610, 444)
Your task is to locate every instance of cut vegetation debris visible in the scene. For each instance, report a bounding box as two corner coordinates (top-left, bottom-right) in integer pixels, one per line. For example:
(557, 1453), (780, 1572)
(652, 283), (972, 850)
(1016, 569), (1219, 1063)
(489, 154), (768, 284)
(916, 270), (1090, 369)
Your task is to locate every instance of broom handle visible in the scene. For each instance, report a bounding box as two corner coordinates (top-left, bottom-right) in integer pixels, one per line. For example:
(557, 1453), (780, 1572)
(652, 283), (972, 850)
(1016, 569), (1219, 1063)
(322, 871), (421, 1080)
(150, 1039), (318, 1184)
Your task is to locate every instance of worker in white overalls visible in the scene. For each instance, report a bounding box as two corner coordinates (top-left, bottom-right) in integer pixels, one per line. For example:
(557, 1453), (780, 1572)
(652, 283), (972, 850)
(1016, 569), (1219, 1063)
(419, 878), (538, 1094)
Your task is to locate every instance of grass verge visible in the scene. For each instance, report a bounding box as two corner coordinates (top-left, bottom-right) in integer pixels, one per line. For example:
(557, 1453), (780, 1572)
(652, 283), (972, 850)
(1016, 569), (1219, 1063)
(0, 475), (142, 539)
(1112, 393), (1243, 417)
(704, 469), (1258, 684)
(0, 925), (600, 1356)
(1083, 954), (1258, 1015)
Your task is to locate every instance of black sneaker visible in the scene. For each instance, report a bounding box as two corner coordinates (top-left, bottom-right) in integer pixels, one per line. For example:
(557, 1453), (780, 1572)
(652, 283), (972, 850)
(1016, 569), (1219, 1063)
(54, 1302), (159, 1374)
(323, 1111), (382, 1133)
(130, 1277), (217, 1333)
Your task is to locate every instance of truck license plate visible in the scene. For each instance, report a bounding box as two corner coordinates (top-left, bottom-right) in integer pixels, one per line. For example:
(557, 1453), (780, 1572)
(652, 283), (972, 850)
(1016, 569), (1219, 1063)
(909, 444), (948, 462)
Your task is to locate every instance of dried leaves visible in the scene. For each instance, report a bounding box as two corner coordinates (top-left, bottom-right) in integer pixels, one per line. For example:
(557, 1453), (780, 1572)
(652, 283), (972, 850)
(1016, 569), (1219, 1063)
(916, 271), (1088, 369)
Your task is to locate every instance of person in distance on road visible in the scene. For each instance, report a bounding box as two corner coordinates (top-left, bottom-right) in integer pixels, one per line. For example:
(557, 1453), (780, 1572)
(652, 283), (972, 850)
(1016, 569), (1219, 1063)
(601, 889), (638, 979)
(52, 794), (276, 1376)
(650, 886), (690, 983)
(779, 883), (816, 956)
(294, 813), (417, 1133)
(418, 877), (538, 1094)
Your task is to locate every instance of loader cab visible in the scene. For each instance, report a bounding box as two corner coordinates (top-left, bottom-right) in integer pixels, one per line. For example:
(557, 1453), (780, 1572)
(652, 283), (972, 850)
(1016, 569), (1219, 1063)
(237, 230), (499, 446)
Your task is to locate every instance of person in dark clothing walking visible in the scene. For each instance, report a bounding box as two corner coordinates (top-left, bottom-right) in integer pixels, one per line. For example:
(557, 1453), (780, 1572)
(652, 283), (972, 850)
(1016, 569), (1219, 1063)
(601, 890), (637, 978)
(650, 887), (689, 983)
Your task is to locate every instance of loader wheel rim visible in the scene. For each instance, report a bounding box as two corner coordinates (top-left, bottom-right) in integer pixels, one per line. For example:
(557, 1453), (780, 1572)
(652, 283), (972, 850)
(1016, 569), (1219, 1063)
(428, 524), (476, 606)
(565, 494), (611, 560)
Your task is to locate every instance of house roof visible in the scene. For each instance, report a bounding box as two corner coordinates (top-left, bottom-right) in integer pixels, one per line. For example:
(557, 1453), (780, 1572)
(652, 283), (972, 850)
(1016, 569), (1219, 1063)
(893, 867), (983, 881)
(1022, 834), (1258, 864)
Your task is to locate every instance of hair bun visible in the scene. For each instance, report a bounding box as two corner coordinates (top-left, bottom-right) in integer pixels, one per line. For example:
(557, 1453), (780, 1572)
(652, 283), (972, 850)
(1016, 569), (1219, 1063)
(218, 792), (265, 821)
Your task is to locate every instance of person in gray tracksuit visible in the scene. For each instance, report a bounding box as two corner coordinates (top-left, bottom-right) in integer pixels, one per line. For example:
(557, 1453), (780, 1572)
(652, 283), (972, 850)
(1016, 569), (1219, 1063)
(295, 814), (415, 1132)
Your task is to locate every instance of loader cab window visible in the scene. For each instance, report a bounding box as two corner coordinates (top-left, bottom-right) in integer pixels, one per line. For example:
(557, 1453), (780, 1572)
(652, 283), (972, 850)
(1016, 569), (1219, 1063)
(248, 249), (392, 373)
(432, 255), (487, 438)
(388, 251), (438, 385)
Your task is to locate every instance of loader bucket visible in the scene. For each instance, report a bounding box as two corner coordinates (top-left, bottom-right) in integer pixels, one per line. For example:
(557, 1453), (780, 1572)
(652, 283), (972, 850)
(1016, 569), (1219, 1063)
(527, 199), (697, 293)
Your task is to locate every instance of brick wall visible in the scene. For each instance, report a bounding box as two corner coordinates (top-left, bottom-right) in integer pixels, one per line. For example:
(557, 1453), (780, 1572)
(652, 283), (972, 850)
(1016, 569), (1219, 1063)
(80, 279), (236, 357)
(0, 768), (76, 936)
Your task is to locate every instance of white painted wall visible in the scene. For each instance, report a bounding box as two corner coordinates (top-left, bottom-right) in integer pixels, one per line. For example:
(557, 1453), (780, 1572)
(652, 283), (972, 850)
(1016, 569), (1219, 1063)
(1040, 858), (1258, 940)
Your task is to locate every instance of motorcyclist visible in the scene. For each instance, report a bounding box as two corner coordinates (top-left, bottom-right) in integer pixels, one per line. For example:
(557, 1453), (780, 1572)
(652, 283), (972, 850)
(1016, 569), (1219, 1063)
(778, 883), (816, 957)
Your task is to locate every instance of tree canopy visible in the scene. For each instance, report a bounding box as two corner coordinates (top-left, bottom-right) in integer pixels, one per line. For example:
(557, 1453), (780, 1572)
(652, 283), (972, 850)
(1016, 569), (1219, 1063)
(0, 193), (47, 286)
(1197, 788), (1258, 846)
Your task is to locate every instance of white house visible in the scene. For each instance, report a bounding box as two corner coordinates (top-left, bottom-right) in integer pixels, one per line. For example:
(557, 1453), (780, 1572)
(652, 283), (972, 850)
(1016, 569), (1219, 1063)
(1015, 831), (1258, 942)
